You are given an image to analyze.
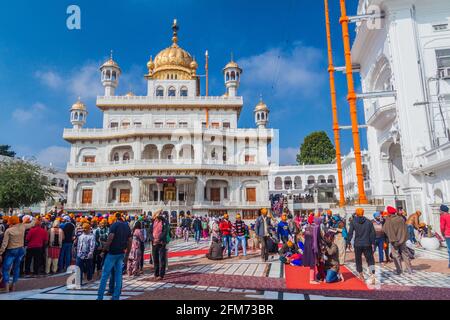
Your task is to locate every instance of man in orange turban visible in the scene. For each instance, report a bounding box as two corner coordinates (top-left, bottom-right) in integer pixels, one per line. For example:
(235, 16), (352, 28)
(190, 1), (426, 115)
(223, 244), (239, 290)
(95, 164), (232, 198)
(355, 207), (365, 217)
(347, 207), (376, 284)
(0, 215), (35, 292)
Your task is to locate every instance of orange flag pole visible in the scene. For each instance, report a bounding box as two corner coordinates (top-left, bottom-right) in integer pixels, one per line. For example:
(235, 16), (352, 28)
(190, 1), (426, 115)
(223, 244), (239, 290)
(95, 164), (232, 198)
(338, 0), (367, 204)
(324, 0), (345, 208)
(205, 50), (209, 128)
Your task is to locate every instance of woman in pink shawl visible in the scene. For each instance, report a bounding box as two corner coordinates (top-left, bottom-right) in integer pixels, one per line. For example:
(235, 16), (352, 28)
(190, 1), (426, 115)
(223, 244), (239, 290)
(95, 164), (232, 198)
(302, 214), (322, 284)
(127, 221), (145, 276)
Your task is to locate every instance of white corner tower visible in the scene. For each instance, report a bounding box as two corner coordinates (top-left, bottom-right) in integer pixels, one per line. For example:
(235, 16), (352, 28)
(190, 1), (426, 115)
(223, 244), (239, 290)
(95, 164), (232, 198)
(100, 51), (121, 96)
(223, 57), (242, 97)
(70, 99), (87, 129)
(254, 98), (269, 129)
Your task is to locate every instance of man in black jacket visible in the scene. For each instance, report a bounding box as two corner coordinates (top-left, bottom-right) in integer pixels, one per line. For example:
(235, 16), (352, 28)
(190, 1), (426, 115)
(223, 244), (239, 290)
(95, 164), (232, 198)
(347, 208), (376, 284)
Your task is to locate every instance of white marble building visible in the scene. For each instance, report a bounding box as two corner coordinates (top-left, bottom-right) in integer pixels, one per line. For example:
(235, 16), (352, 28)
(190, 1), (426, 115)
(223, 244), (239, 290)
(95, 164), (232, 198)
(268, 164), (339, 213)
(352, 0), (450, 230)
(63, 21), (273, 219)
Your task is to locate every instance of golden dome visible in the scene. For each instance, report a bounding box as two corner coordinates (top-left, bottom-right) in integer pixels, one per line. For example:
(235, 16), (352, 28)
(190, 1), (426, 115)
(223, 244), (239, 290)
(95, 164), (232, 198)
(149, 19), (197, 80)
(254, 100), (269, 112)
(224, 61), (241, 70)
(71, 99), (86, 111)
(154, 44), (194, 71)
(101, 58), (119, 68)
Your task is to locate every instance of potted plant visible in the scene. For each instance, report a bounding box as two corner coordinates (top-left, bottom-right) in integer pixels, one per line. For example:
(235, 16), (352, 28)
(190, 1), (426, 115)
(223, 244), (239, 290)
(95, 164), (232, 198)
(420, 225), (441, 250)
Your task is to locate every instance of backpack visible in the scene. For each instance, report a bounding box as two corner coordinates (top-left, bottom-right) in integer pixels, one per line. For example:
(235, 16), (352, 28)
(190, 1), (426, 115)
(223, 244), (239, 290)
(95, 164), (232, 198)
(51, 230), (61, 247)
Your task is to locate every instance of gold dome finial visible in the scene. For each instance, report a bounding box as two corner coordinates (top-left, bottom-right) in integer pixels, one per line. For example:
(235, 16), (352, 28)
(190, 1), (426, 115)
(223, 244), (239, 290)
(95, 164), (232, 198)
(71, 97), (87, 111)
(254, 96), (269, 112)
(147, 55), (155, 70)
(172, 18), (179, 46)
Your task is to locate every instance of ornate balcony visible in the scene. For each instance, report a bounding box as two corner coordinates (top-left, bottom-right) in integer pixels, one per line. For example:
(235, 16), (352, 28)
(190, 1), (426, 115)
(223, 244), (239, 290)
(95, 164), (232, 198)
(366, 97), (397, 129)
(63, 125), (273, 141)
(66, 159), (269, 174)
(96, 95), (243, 109)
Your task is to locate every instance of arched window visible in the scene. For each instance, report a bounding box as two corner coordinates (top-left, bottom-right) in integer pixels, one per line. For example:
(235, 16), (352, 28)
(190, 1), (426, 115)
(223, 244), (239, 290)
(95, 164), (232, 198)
(112, 71), (116, 80)
(274, 177), (282, 190)
(175, 74), (178, 80)
(226, 73), (230, 81)
(168, 87), (176, 97)
(106, 70), (111, 80)
(236, 72), (240, 81)
(231, 71), (236, 80)
(294, 176), (302, 189)
(211, 148), (216, 159)
(123, 152), (130, 161)
(75, 112), (79, 120)
(79, 113), (84, 121)
(261, 112), (265, 120)
(257, 113), (260, 121)
(156, 86), (164, 97)
(180, 87), (188, 97)
(284, 177), (292, 190)
(113, 153), (119, 162)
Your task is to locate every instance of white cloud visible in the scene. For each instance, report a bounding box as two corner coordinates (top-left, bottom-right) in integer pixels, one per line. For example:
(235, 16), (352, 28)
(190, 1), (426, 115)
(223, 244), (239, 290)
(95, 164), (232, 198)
(238, 42), (326, 99)
(12, 102), (47, 123)
(279, 147), (299, 165)
(34, 71), (63, 89)
(68, 63), (104, 99)
(35, 61), (146, 100)
(35, 146), (70, 169)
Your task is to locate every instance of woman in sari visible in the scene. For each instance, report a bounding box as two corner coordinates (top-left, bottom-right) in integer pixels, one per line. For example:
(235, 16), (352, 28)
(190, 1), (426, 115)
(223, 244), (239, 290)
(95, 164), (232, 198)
(127, 221), (144, 276)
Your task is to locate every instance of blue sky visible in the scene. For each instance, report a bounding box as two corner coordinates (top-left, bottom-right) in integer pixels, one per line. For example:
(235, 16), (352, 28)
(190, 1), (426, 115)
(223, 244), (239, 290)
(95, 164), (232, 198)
(0, 0), (366, 169)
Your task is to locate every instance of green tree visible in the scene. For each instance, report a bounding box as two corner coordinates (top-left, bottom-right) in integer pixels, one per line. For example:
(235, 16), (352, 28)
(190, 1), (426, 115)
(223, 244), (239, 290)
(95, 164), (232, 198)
(0, 160), (53, 210)
(0, 145), (16, 157)
(296, 131), (336, 165)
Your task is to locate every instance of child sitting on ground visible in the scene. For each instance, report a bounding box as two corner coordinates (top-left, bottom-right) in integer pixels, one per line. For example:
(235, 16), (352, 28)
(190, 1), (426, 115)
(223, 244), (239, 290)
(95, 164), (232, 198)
(322, 231), (344, 283)
(206, 237), (223, 261)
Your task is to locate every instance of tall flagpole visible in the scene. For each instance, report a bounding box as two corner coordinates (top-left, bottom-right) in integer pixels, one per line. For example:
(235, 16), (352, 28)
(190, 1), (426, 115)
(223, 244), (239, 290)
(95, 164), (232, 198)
(338, 0), (367, 204)
(205, 50), (209, 128)
(324, 0), (345, 208)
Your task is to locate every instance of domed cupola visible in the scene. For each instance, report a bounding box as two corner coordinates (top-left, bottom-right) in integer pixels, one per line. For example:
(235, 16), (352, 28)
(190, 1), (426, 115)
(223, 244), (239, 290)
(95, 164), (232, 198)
(70, 98), (87, 129)
(147, 19), (198, 80)
(223, 56), (242, 97)
(100, 51), (121, 96)
(254, 98), (269, 129)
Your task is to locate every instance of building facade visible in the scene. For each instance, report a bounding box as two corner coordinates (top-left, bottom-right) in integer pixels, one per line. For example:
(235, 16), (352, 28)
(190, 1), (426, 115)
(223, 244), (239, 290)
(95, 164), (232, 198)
(352, 0), (450, 230)
(341, 149), (373, 204)
(268, 164), (339, 213)
(63, 21), (273, 219)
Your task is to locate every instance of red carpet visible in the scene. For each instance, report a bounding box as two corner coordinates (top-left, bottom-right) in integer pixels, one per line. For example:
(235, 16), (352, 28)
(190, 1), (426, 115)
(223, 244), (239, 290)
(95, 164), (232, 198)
(284, 265), (370, 291)
(144, 249), (208, 260)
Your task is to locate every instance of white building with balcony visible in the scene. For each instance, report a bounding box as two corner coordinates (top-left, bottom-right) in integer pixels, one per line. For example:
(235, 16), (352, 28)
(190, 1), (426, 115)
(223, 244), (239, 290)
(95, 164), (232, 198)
(268, 164), (339, 213)
(63, 21), (273, 219)
(353, 0), (450, 230)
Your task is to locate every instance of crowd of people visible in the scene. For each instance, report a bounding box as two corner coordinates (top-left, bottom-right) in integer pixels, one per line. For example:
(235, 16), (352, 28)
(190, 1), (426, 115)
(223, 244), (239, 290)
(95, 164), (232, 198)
(199, 204), (450, 285)
(0, 209), (172, 300)
(0, 203), (448, 298)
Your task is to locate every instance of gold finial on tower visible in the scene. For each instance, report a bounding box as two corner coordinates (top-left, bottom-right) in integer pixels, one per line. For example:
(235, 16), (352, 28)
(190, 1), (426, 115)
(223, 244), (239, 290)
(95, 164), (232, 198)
(172, 18), (179, 45)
